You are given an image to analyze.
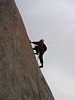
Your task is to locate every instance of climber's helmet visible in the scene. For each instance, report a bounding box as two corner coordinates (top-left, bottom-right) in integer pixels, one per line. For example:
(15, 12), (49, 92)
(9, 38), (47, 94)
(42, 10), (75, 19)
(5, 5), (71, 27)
(40, 39), (44, 42)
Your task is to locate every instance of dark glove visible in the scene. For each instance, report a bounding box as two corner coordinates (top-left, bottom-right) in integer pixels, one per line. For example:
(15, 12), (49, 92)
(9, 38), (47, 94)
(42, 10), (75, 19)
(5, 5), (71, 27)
(31, 42), (34, 43)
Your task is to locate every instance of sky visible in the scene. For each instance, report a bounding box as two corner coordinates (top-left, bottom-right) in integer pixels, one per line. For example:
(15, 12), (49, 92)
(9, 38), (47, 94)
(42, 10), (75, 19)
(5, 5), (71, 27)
(15, 0), (75, 100)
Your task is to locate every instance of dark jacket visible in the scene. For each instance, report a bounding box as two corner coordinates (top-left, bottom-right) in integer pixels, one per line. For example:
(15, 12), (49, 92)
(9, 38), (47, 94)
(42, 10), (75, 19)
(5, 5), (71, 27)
(32, 41), (47, 53)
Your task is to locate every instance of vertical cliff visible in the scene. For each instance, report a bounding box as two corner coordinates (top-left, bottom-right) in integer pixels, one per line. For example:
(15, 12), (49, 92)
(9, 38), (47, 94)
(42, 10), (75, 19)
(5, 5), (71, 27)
(0, 0), (54, 100)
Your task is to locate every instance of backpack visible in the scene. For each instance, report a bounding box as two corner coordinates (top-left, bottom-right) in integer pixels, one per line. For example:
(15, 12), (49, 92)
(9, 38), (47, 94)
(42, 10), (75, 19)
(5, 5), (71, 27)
(43, 44), (47, 52)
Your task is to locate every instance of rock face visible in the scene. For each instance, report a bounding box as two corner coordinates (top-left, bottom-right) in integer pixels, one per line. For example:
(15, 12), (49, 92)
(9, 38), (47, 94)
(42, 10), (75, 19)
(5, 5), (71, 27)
(0, 0), (54, 100)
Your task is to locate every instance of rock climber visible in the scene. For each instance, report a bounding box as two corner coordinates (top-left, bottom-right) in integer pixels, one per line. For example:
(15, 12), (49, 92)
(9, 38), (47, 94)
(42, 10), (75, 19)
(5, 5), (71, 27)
(31, 39), (47, 68)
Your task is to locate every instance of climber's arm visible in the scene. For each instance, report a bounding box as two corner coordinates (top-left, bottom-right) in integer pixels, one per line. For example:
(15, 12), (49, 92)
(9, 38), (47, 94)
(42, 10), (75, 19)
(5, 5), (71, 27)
(31, 41), (39, 45)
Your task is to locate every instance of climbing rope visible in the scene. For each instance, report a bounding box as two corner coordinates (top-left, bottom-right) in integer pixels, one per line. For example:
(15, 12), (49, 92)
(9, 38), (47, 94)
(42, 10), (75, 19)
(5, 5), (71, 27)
(36, 55), (41, 100)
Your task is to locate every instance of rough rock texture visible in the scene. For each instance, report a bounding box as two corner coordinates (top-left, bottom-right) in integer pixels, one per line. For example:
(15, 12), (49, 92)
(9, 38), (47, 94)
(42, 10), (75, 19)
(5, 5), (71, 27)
(0, 0), (54, 100)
